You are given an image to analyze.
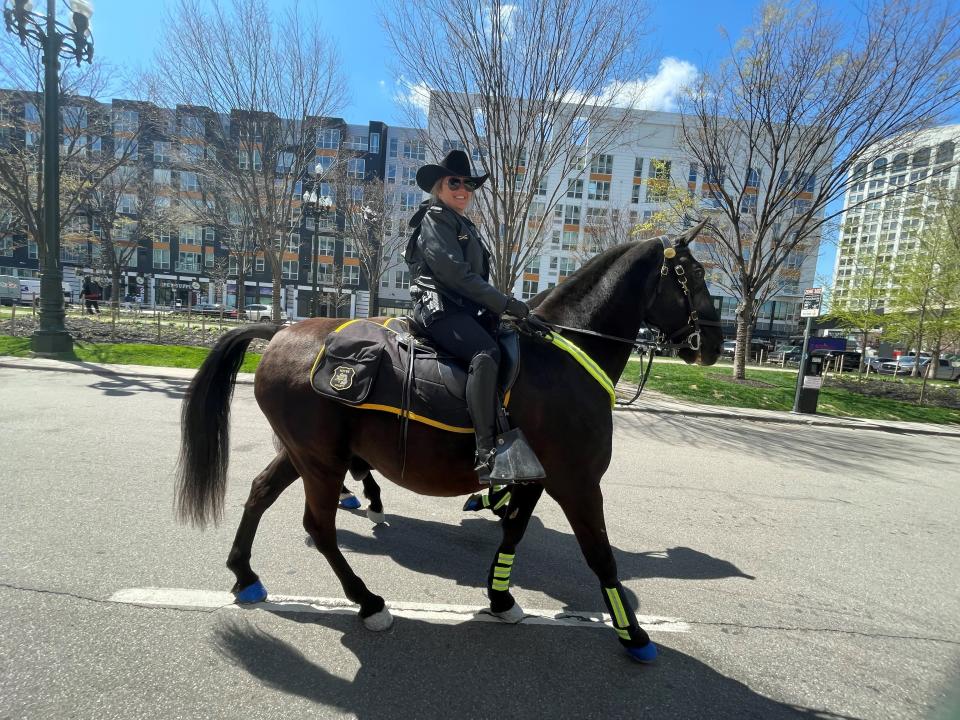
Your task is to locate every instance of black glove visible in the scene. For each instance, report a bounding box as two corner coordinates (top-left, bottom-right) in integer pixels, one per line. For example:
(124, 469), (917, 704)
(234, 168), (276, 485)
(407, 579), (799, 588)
(525, 313), (552, 335)
(504, 297), (530, 319)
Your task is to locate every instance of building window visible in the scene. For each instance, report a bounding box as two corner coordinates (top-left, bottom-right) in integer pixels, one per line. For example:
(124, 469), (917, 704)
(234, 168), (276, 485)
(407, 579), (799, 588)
(402, 140), (426, 161)
(563, 205), (580, 226)
(588, 181), (610, 201)
(153, 248), (170, 270)
(119, 194), (137, 214)
(180, 115), (204, 137)
(347, 158), (366, 179)
(180, 172), (199, 192)
(179, 225), (201, 245)
(115, 138), (138, 160)
(566, 179), (583, 199)
(443, 138), (467, 153)
(558, 257), (576, 278)
(342, 239), (358, 258)
(344, 134), (369, 151)
(153, 168), (171, 186)
(386, 164), (397, 184)
(276, 151), (294, 173)
(204, 251), (215, 268)
(912, 147), (930, 167)
(935, 141), (954, 165)
(159, 227), (173, 243)
(369, 133), (381, 154)
(255, 256), (265, 272)
(24, 103), (40, 122)
(317, 128), (341, 149)
(634, 158), (645, 179)
(154, 141), (171, 163)
(590, 154), (613, 174)
(399, 191), (421, 211)
(521, 279), (538, 299)
(112, 109), (138, 133)
(740, 193), (758, 214)
(28, 241), (38, 259)
(394, 270), (410, 289)
(631, 184), (642, 204)
(282, 260), (299, 279)
(178, 251), (201, 273)
(535, 177), (547, 196)
(204, 227), (216, 244)
(388, 137), (399, 158)
(561, 230), (579, 250)
(0, 236), (13, 256)
(688, 163), (698, 184)
(344, 265), (360, 285)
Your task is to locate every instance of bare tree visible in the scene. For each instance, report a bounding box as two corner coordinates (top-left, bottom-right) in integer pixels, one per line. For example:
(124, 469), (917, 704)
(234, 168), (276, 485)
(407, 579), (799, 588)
(662, 0), (960, 379)
(573, 204), (642, 265)
(0, 33), (143, 262)
(149, 0), (347, 321)
(383, 0), (654, 293)
(79, 166), (169, 311)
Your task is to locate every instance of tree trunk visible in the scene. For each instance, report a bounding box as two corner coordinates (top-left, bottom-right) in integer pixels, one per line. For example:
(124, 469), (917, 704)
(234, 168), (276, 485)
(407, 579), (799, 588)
(368, 283), (380, 318)
(272, 267), (282, 323)
(732, 299), (753, 380)
(859, 329), (869, 379)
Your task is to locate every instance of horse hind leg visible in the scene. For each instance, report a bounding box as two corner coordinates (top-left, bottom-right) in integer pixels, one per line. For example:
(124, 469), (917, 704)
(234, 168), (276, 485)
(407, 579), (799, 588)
(485, 483), (545, 623)
(552, 483), (657, 663)
(228, 449), (300, 603)
(348, 458), (385, 524)
(300, 462), (392, 631)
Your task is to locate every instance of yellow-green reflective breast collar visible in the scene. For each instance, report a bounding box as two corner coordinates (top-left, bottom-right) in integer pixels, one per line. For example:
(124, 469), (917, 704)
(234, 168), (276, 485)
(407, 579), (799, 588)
(547, 332), (616, 408)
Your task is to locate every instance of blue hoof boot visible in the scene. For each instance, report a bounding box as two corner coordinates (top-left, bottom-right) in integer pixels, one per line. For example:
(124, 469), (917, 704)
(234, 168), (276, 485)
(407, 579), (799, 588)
(626, 641), (658, 664)
(462, 494), (484, 512)
(234, 579), (268, 604)
(339, 493), (361, 510)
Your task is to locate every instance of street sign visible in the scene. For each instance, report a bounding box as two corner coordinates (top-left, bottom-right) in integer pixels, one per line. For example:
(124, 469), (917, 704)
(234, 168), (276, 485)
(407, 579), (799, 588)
(801, 287), (822, 318)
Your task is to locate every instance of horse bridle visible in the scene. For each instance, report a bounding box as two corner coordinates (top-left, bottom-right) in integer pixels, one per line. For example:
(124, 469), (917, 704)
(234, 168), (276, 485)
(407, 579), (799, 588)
(653, 237), (723, 353)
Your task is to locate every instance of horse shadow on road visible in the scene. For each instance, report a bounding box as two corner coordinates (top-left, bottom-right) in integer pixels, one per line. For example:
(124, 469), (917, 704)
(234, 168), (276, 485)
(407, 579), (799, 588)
(211, 611), (845, 720)
(70, 361), (192, 400)
(330, 514), (753, 612)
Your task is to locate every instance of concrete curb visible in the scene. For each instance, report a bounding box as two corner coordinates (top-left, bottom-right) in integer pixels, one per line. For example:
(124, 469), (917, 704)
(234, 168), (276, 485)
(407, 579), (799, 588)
(2, 356), (958, 437)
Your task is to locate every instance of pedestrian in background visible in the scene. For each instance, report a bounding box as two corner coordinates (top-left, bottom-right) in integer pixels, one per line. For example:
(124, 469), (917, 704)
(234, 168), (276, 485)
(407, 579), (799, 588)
(81, 277), (101, 315)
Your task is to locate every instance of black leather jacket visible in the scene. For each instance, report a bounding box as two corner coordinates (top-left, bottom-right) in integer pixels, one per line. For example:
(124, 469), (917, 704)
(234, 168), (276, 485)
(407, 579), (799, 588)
(404, 201), (510, 325)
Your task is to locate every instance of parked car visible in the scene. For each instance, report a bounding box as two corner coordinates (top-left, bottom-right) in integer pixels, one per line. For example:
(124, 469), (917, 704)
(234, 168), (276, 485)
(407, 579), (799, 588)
(879, 355), (959, 379)
(824, 350), (862, 371)
(721, 338), (768, 358)
(767, 344), (802, 364)
(243, 303), (288, 321)
(865, 356), (892, 372)
(195, 303), (238, 318)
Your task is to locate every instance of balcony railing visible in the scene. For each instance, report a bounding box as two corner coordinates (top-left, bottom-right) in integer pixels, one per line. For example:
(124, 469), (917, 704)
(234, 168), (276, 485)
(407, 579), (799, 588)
(176, 261), (202, 274)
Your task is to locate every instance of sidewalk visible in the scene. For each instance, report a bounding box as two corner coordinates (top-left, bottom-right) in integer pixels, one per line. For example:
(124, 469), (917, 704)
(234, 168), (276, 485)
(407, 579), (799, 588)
(1, 355), (957, 438)
(613, 383), (960, 437)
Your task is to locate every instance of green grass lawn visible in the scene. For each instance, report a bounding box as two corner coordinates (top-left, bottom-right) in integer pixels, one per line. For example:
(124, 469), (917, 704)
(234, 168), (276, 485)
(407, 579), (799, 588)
(0, 335), (262, 373)
(624, 357), (960, 425)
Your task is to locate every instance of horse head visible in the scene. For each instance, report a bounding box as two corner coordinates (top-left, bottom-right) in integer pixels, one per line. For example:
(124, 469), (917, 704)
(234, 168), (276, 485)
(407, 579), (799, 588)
(646, 220), (723, 366)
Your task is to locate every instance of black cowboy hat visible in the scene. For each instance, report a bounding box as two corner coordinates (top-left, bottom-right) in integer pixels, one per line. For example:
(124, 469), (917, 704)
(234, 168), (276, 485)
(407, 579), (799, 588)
(415, 149), (488, 193)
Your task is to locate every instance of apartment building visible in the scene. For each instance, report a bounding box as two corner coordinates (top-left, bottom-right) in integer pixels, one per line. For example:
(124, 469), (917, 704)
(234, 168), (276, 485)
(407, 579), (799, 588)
(0, 90), (389, 319)
(832, 124), (959, 311)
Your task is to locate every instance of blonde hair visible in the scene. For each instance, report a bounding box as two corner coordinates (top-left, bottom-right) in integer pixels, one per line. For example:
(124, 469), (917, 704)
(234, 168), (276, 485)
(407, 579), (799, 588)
(430, 178), (445, 203)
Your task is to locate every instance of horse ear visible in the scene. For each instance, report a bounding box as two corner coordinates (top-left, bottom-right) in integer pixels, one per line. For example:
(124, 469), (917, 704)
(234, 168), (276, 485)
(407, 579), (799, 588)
(677, 219), (709, 246)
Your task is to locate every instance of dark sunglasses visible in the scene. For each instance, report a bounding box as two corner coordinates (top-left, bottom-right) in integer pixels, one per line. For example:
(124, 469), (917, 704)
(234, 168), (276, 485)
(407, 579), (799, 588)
(446, 177), (479, 192)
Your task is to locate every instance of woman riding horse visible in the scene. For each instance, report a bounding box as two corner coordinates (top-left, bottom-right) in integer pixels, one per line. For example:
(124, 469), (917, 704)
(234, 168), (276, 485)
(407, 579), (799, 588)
(405, 149), (550, 482)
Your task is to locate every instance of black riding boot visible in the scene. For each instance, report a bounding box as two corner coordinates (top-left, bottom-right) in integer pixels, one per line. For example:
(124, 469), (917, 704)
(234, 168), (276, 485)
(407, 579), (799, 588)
(466, 353), (499, 479)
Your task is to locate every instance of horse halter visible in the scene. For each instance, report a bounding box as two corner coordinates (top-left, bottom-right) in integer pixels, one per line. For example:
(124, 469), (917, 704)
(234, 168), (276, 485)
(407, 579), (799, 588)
(651, 236), (723, 353)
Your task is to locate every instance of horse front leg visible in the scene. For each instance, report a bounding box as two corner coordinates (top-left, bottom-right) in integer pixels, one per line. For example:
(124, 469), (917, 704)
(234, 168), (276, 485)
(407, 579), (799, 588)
(486, 483), (545, 622)
(228, 449), (299, 603)
(551, 483), (657, 663)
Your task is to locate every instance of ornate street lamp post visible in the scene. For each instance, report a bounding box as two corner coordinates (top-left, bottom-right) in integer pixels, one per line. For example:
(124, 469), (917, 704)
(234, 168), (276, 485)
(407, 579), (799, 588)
(302, 180), (333, 318)
(4, 0), (94, 354)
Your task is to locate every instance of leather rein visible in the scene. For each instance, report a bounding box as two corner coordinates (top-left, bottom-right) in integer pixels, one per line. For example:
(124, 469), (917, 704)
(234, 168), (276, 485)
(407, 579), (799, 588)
(528, 239), (722, 406)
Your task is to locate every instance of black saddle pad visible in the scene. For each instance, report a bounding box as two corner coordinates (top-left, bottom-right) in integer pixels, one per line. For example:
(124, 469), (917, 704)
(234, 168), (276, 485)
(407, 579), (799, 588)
(310, 318), (484, 433)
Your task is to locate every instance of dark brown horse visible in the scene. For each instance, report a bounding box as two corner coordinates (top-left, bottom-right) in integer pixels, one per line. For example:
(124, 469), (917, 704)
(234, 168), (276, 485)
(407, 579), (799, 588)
(175, 225), (722, 662)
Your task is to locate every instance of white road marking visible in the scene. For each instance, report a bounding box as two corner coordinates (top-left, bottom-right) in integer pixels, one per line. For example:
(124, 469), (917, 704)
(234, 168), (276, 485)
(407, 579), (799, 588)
(109, 587), (690, 633)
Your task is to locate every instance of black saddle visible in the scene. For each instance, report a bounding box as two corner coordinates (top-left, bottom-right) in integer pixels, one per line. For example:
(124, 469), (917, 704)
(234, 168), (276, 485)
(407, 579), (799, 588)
(309, 317), (520, 433)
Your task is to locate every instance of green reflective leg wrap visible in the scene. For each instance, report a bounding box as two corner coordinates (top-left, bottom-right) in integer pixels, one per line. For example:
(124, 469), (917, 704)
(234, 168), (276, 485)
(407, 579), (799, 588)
(488, 552), (515, 594)
(602, 583), (650, 647)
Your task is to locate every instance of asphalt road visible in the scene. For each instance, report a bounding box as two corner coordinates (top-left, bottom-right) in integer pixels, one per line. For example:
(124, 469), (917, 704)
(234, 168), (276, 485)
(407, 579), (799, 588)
(1, 364), (958, 720)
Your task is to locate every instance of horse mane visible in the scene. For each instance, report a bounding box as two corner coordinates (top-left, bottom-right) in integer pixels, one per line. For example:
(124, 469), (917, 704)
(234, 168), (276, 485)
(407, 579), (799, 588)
(532, 240), (648, 316)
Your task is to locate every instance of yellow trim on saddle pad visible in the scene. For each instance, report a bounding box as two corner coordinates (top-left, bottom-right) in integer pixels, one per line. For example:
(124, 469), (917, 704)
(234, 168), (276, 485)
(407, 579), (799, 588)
(547, 332), (616, 408)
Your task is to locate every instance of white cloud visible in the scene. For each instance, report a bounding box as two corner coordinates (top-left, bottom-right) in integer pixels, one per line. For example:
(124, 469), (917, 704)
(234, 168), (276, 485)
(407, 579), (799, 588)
(393, 76), (431, 116)
(604, 57), (699, 111)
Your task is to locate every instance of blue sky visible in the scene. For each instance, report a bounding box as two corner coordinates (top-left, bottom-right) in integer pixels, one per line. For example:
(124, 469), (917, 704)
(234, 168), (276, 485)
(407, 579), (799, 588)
(86, 0), (862, 282)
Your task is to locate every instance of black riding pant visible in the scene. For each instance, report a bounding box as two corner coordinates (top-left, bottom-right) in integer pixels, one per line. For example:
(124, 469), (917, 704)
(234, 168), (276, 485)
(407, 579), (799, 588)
(424, 311), (500, 447)
(423, 311), (500, 366)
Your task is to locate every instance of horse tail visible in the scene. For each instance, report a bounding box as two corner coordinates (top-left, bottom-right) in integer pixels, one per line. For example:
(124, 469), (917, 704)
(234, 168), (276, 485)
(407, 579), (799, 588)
(175, 324), (280, 528)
